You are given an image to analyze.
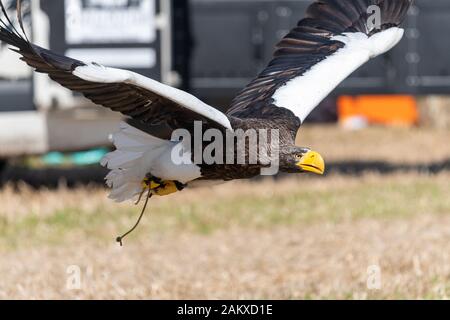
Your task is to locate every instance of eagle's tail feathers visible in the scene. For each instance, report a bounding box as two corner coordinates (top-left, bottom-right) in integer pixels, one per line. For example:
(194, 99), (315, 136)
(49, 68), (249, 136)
(101, 122), (172, 203)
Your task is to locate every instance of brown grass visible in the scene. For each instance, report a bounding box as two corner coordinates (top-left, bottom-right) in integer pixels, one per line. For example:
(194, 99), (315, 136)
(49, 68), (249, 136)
(297, 125), (450, 163)
(1, 173), (450, 299)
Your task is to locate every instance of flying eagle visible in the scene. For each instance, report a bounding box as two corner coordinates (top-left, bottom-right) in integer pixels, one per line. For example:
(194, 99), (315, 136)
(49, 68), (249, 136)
(0, 0), (412, 243)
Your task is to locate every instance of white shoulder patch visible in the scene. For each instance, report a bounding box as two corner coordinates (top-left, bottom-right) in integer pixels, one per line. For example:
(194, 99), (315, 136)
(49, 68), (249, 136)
(272, 28), (404, 123)
(72, 64), (233, 131)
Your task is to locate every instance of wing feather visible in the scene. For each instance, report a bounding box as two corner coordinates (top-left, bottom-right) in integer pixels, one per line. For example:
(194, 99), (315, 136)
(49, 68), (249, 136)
(227, 0), (413, 126)
(0, 0), (232, 134)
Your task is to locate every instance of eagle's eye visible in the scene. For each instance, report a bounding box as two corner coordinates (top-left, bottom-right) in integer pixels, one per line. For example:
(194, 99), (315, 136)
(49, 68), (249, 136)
(295, 154), (303, 161)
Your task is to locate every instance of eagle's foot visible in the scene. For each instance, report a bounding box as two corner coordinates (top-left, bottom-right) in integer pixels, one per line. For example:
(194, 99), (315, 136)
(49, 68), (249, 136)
(141, 175), (186, 197)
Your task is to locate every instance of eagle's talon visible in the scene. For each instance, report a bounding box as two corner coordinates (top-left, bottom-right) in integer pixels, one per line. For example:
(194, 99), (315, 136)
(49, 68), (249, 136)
(142, 175), (162, 190)
(141, 176), (182, 197)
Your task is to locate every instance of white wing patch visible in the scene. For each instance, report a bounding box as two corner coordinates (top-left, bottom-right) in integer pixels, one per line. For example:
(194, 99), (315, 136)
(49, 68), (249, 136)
(272, 27), (405, 123)
(73, 64), (233, 131)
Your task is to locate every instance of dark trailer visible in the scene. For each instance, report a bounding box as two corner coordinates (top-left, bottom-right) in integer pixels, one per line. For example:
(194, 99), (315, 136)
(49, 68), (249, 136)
(0, 0), (186, 158)
(190, 0), (450, 100)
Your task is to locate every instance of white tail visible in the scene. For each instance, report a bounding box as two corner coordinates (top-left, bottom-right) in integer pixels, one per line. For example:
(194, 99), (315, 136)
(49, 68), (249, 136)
(101, 122), (172, 202)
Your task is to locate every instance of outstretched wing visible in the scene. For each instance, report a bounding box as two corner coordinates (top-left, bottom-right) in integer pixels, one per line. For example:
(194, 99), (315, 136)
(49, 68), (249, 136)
(227, 0), (412, 124)
(0, 0), (232, 133)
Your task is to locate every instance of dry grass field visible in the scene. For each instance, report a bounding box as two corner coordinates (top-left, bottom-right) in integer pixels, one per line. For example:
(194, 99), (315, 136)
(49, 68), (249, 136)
(1, 126), (450, 299)
(298, 125), (450, 164)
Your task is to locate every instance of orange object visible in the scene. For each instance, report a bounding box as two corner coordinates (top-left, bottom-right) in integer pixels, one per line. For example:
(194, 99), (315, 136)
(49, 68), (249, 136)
(337, 95), (419, 126)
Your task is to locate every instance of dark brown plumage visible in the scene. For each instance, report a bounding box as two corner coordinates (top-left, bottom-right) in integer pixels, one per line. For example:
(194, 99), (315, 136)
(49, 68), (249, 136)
(228, 0), (413, 128)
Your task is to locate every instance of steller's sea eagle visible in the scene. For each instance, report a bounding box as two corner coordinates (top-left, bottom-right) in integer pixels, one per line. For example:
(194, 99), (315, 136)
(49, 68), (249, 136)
(0, 0), (412, 243)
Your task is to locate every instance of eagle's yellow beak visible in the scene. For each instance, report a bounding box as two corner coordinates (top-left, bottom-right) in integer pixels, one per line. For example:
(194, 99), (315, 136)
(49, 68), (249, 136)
(297, 151), (325, 175)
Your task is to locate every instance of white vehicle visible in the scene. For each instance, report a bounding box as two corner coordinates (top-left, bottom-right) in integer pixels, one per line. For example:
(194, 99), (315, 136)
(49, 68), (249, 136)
(0, 0), (176, 162)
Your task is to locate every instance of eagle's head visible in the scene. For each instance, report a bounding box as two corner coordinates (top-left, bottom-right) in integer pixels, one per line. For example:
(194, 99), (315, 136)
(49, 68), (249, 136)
(280, 146), (325, 175)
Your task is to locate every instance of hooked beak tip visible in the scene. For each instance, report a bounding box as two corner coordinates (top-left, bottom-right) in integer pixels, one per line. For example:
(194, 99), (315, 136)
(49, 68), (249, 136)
(296, 151), (325, 175)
